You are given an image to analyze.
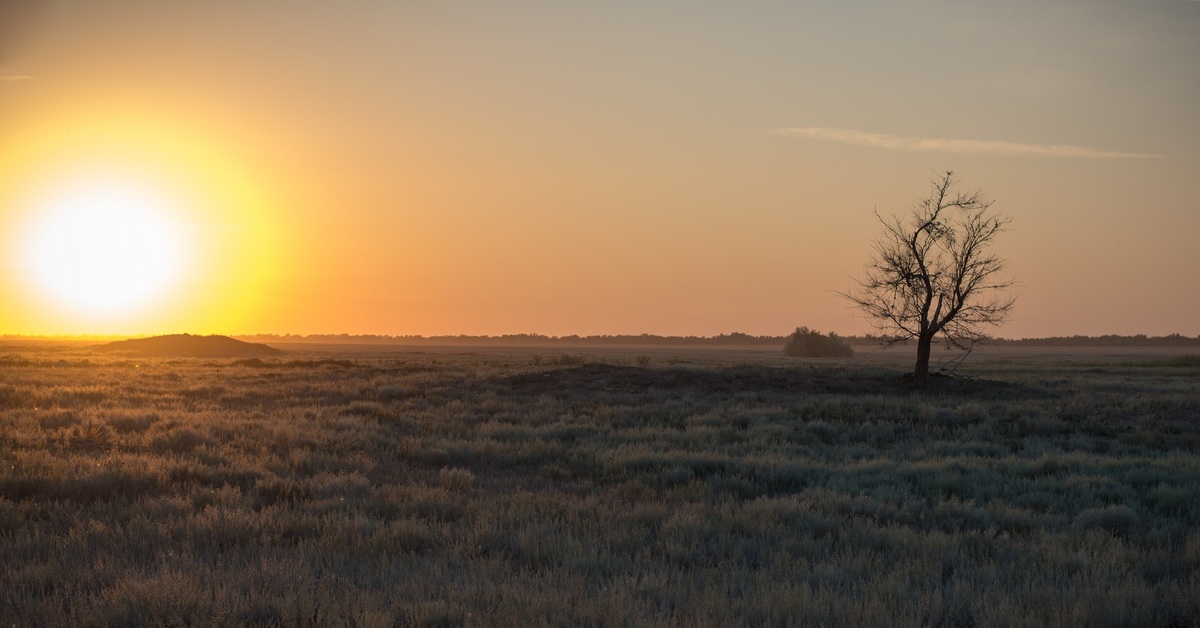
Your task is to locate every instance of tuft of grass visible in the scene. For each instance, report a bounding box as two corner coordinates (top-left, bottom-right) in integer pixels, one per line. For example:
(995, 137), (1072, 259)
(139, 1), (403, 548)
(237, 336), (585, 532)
(70, 420), (115, 444)
(439, 467), (474, 493)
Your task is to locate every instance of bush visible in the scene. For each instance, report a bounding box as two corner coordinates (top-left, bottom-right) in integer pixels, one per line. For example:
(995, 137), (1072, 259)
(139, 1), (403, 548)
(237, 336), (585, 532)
(783, 327), (854, 358)
(439, 467), (475, 492)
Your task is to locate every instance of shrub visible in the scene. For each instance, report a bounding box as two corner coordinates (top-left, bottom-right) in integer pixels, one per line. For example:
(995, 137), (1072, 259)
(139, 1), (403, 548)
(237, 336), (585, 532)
(71, 420), (115, 444)
(783, 327), (854, 358)
(439, 467), (475, 492)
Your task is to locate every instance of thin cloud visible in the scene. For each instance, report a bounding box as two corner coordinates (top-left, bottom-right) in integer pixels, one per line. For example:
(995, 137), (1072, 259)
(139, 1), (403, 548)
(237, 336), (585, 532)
(777, 127), (1163, 159)
(0, 74), (34, 81)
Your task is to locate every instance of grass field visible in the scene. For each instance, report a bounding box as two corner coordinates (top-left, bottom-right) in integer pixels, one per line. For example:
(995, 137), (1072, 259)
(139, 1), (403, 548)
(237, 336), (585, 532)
(2, 342), (1198, 626)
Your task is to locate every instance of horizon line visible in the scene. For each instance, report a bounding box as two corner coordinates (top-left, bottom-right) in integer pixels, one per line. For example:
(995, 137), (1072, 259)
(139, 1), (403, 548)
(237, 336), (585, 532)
(4, 331), (1198, 343)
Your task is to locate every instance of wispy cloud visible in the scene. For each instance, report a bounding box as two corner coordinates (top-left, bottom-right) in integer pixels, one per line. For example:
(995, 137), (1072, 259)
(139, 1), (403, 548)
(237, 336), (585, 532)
(0, 74), (34, 81)
(777, 127), (1163, 159)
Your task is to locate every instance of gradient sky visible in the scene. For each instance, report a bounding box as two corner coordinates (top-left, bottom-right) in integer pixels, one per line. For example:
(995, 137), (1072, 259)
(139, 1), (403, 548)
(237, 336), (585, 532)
(2, 0), (1198, 338)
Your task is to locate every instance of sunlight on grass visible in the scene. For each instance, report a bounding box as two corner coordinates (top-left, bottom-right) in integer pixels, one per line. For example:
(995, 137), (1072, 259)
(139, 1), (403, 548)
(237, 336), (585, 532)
(1, 347), (1198, 625)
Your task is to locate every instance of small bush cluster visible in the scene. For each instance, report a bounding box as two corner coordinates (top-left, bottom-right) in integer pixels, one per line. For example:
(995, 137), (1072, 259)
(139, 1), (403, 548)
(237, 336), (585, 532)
(783, 326), (855, 358)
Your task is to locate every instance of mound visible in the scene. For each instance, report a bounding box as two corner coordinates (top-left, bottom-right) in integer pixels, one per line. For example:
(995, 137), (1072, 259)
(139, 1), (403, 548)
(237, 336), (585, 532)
(93, 334), (282, 358)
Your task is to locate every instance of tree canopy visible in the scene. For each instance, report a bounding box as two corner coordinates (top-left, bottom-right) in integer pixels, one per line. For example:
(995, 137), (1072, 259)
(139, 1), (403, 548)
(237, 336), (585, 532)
(843, 171), (1014, 382)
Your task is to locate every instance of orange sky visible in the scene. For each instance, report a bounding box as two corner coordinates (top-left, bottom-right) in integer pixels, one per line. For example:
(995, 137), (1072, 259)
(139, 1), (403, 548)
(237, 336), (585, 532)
(2, 1), (1198, 338)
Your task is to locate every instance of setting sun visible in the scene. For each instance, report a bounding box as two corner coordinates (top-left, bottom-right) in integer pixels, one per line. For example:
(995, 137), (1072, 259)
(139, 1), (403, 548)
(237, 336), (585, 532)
(0, 108), (288, 336)
(22, 179), (185, 316)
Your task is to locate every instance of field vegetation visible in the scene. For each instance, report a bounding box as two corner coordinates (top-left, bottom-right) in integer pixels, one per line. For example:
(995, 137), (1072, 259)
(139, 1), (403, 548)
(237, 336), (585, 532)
(1, 343), (1198, 626)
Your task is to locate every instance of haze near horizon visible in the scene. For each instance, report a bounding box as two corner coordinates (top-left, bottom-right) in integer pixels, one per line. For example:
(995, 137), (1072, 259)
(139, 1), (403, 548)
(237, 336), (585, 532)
(2, 1), (1197, 338)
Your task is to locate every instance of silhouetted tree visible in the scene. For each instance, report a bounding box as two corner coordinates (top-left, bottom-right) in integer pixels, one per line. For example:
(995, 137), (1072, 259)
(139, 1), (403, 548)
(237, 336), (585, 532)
(842, 172), (1014, 384)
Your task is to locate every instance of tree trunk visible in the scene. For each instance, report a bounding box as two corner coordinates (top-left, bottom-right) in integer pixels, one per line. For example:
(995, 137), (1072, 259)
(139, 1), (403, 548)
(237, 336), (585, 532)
(913, 332), (934, 384)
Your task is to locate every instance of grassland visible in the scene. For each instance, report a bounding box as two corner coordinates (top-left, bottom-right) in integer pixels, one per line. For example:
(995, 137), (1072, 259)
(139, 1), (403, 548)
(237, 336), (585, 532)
(1, 342), (1198, 626)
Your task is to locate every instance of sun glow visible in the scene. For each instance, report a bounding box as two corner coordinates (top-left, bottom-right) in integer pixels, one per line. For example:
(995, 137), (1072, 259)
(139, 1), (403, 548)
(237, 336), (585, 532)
(23, 180), (186, 316)
(1, 107), (289, 335)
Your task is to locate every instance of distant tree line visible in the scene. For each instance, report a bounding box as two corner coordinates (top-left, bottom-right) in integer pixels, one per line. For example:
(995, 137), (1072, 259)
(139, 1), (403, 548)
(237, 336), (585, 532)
(989, 334), (1200, 347)
(233, 332), (1200, 348)
(236, 332), (787, 347)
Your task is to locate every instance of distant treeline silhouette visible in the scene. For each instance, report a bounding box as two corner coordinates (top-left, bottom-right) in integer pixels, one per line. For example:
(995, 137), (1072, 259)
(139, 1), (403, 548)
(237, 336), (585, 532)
(238, 332), (785, 346)
(236, 332), (1200, 347)
(988, 334), (1200, 347)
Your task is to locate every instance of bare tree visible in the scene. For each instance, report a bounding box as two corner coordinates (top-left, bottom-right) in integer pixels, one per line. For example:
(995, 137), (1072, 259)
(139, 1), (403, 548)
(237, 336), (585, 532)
(843, 171), (1015, 383)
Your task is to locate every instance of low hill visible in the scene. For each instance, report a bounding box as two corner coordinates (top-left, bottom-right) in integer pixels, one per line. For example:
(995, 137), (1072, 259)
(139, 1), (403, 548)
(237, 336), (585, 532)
(93, 334), (282, 358)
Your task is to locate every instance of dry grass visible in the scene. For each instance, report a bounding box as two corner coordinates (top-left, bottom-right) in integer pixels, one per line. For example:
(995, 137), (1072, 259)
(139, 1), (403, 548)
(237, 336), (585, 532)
(1, 344), (1198, 626)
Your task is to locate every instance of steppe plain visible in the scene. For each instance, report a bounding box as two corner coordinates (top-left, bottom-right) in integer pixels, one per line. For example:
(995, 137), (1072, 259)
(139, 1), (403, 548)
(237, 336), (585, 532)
(1, 340), (1198, 626)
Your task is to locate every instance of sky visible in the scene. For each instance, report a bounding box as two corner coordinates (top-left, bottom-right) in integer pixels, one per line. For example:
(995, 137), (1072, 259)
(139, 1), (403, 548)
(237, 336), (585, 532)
(1, 0), (1198, 338)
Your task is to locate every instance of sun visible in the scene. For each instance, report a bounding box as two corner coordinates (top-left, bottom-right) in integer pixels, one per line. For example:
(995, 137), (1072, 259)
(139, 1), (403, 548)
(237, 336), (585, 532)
(22, 180), (186, 317)
(3, 111), (289, 335)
